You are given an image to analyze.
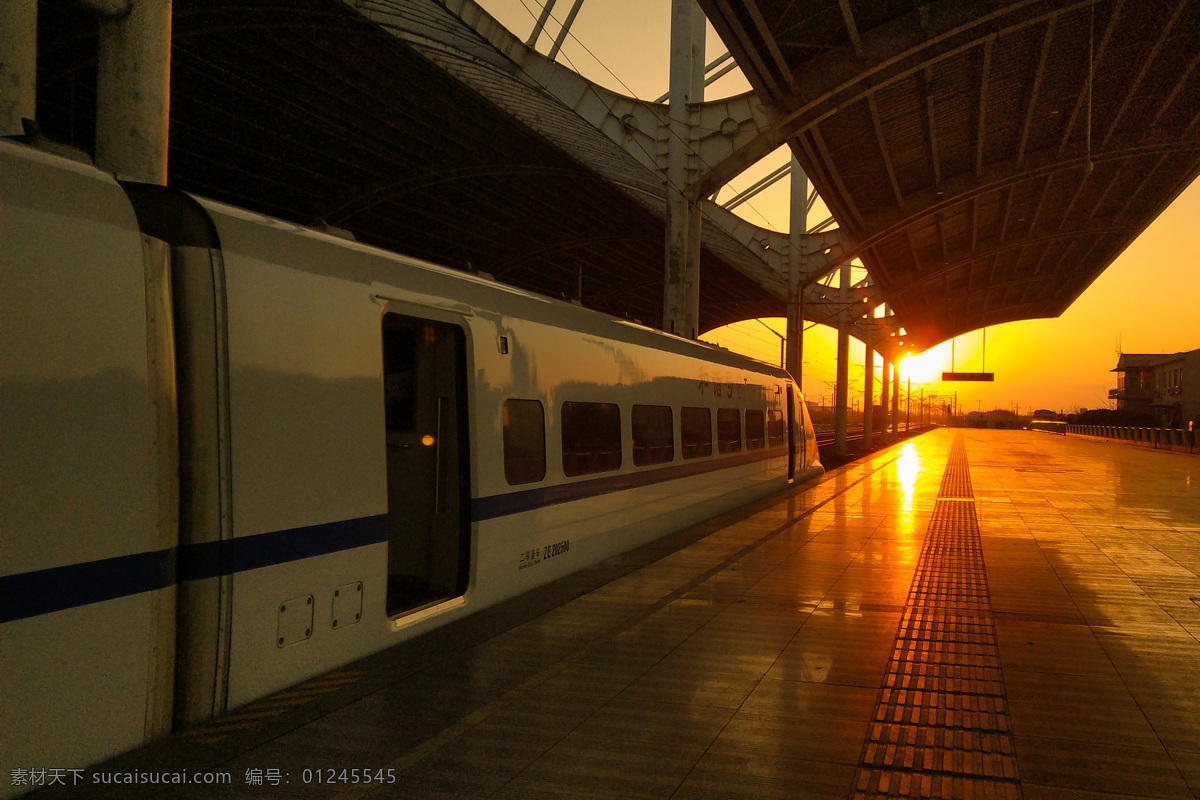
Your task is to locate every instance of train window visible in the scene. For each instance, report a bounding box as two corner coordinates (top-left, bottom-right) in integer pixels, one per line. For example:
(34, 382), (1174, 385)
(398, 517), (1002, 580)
(681, 407), (712, 459)
(632, 405), (674, 466)
(382, 326), (418, 432)
(746, 409), (765, 450)
(562, 402), (621, 476)
(717, 408), (741, 454)
(503, 399), (546, 485)
(767, 410), (785, 447)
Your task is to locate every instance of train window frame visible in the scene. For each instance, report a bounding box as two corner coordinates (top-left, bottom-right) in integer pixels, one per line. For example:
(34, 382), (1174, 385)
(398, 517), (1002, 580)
(767, 409), (785, 447)
(746, 409), (765, 450)
(561, 401), (622, 477)
(717, 408), (742, 454)
(632, 404), (674, 466)
(681, 406), (713, 459)
(502, 399), (546, 485)
(380, 312), (472, 617)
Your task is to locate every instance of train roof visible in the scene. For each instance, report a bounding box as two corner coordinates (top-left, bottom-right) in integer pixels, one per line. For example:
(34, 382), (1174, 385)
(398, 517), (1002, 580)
(191, 194), (795, 385)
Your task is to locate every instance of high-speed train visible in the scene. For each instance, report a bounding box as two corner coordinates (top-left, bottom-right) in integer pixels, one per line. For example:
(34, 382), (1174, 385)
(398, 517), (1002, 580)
(0, 136), (822, 785)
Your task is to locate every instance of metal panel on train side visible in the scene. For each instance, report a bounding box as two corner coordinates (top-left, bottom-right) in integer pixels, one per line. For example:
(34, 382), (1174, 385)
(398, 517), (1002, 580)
(194, 204), (393, 708)
(0, 141), (175, 789)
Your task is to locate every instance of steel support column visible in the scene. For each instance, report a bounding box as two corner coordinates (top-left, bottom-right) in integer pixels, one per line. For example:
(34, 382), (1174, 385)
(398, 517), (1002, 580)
(863, 330), (874, 450)
(785, 153), (807, 382)
(546, 0), (586, 61)
(663, 0), (703, 338)
(96, 0), (172, 184)
(834, 262), (850, 456)
(880, 358), (890, 445)
(525, 0), (558, 47)
(893, 360), (901, 437)
(0, 0), (37, 136)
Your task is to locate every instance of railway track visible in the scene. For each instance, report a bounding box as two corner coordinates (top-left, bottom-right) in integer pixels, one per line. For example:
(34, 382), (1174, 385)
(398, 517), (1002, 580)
(814, 424), (937, 451)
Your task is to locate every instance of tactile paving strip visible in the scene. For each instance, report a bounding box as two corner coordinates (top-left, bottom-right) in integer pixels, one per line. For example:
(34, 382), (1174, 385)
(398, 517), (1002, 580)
(852, 436), (1022, 799)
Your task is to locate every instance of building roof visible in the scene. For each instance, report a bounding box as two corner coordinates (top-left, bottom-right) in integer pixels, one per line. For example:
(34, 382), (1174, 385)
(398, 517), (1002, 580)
(1114, 354), (1165, 371)
(1112, 350), (1200, 371)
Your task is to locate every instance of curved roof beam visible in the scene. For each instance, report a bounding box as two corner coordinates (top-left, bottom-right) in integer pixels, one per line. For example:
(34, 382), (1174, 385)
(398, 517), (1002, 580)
(691, 0), (1088, 200)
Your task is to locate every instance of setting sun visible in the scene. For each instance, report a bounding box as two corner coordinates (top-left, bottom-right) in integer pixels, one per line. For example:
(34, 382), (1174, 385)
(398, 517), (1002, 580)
(898, 350), (945, 384)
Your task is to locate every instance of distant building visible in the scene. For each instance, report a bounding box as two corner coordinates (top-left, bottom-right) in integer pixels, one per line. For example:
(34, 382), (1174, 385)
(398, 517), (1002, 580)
(1110, 354), (1156, 416)
(1111, 349), (1200, 427)
(964, 409), (1021, 429)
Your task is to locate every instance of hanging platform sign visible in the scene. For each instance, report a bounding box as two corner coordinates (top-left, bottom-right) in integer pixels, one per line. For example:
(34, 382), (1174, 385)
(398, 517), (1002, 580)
(942, 372), (995, 382)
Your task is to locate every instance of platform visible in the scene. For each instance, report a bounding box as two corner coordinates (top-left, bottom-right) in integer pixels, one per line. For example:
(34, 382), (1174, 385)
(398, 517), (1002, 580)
(22, 429), (1200, 799)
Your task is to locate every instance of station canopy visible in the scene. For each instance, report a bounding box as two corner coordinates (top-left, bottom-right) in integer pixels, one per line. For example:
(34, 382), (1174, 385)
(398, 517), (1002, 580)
(37, 0), (1200, 350)
(701, 0), (1200, 348)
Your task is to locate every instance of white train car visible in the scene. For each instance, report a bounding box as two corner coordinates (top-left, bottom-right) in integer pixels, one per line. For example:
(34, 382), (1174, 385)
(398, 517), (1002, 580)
(0, 137), (821, 791)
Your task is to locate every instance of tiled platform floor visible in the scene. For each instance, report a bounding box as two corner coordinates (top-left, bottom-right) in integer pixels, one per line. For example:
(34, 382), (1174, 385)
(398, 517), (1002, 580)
(25, 429), (1200, 799)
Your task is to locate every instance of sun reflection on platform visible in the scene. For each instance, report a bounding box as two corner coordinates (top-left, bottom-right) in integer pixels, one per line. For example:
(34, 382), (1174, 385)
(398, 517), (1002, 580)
(896, 441), (920, 514)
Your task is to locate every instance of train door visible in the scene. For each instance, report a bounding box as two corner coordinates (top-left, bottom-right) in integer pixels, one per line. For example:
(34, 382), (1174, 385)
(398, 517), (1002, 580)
(786, 385), (797, 481)
(381, 313), (471, 617)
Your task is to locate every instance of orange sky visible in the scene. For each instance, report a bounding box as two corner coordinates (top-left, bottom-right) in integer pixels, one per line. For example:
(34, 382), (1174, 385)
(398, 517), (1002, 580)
(476, 0), (1200, 414)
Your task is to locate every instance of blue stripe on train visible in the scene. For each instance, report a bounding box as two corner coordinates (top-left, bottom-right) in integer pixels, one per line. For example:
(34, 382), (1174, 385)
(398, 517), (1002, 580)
(0, 548), (177, 623)
(2, 447), (799, 622)
(0, 514), (388, 623)
(177, 514), (388, 581)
